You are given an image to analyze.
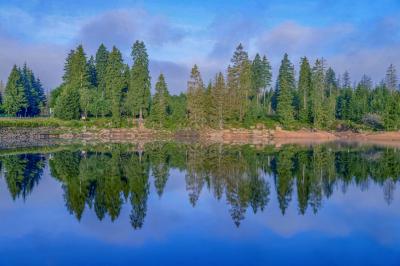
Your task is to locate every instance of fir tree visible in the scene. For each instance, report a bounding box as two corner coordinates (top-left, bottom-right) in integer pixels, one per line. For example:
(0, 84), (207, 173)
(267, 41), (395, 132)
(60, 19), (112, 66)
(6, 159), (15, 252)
(298, 57), (312, 123)
(211, 72), (226, 129)
(276, 53), (295, 126)
(342, 71), (351, 89)
(187, 65), (206, 127)
(3, 66), (28, 116)
(261, 55), (272, 109)
(128, 41), (151, 125)
(87, 56), (97, 87)
(95, 44), (110, 116)
(0, 80), (4, 112)
(386, 64), (398, 92)
(105, 46), (125, 124)
(226, 44), (252, 121)
(151, 74), (169, 127)
(310, 59), (326, 128)
(54, 85), (80, 120)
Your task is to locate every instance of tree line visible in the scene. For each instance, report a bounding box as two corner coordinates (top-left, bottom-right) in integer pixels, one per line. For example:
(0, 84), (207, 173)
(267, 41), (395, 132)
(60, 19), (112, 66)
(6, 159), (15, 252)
(1, 41), (399, 130)
(1, 143), (399, 227)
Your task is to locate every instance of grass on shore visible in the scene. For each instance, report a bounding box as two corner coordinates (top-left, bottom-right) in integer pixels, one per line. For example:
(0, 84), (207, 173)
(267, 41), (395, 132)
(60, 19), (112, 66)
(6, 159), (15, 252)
(0, 117), (138, 129)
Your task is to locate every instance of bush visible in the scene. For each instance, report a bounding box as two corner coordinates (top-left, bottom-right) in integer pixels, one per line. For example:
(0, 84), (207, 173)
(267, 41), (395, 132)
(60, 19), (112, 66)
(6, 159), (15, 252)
(361, 114), (384, 130)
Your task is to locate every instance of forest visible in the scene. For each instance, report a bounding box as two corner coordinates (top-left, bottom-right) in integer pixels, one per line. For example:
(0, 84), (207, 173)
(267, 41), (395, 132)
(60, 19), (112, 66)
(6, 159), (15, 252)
(0, 41), (399, 130)
(0, 143), (399, 227)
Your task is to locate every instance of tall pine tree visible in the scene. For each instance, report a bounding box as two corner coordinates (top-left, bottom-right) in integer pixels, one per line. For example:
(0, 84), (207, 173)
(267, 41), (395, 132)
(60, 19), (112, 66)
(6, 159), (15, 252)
(3, 66), (27, 116)
(187, 65), (206, 128)
(105, 46), (126, 124)
(151, 74), (169, 128)
(128, 41), (151, 126)
(298, 57), (312, 123)
(275, 53), (295, 126)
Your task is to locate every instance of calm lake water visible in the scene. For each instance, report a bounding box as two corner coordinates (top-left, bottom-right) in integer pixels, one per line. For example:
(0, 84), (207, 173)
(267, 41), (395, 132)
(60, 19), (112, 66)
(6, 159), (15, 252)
(0, 142), (399, 265)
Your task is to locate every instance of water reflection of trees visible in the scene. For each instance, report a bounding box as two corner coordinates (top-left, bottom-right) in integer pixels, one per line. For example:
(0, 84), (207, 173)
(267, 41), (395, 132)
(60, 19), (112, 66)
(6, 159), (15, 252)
(1, 143), (400, 227)
(0, 154), (45, 200)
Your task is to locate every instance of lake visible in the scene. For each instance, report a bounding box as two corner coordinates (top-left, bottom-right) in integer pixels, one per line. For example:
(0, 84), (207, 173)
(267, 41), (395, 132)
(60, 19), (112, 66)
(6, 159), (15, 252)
(0, 142), (399, 265)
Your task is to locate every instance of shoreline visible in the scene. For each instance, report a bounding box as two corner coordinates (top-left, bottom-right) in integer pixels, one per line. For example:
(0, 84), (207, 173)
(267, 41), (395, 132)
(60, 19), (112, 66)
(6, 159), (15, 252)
(2, 126), (400, 148)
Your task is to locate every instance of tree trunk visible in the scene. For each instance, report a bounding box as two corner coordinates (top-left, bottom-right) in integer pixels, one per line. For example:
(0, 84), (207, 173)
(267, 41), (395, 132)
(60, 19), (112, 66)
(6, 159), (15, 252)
(138, 108), (144, 130)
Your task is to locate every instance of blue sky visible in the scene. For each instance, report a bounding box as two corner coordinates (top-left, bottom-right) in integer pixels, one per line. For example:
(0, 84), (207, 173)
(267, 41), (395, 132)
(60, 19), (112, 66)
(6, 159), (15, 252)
(0, 0), (399, 93)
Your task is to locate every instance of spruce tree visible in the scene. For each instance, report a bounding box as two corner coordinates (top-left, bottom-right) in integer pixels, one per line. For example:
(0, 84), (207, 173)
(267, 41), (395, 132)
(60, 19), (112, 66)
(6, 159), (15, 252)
(325, 67), (338, 95)
(211, 72), (226, 129)
(276, 53), (295, 126)
(88, 56), (97, 87)
(74, 45), (92, 118)
(261, 55), (272, 109)
(151, 74), (169, 127)
(187, 65), (206, 128)
(0, 80), (4, 113)
(95, 44), (110, 116)
(128, 41), (151, 125)
(298, 57), (312, 123)
(55, 45), (91, 119)
(105, 46), (125, 124)
(54, 85), (80, 120)
(386, 64), (398, 92)
(3, 66), (28, 116)
(20, 64), (46, 116)
(251, 54), (263, 102)
(226, 44), (252, 122)
(310, 59), (326, 128)
(342, 71), (351, 89)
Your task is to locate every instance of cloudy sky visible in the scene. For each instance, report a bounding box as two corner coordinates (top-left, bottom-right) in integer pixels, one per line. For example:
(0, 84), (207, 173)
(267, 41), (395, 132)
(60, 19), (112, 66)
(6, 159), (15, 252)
(0, 0), (399, 94)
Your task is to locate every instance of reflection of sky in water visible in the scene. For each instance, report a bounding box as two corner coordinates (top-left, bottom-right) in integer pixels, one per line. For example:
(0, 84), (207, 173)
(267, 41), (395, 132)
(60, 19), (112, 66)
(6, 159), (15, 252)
(0, 160), (399, 265)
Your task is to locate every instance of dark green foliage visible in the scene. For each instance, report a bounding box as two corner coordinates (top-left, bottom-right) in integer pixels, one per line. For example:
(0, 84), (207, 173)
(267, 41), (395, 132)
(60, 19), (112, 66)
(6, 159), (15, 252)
(150, 74), (169, 127)
(128, 41), (151, 119)
(0, 80), (4, 112)
(95, 44), (110, 117)
(3, 65), (28, 116)
(105, 46), (126, 125)
(187, 64), (206, 127)
(4, 41), (397, 131)
(275, 54), (295, 126)
(298, 57), (312, 123)
(53, 85), (81, 120)
(2, 64), (46, 117)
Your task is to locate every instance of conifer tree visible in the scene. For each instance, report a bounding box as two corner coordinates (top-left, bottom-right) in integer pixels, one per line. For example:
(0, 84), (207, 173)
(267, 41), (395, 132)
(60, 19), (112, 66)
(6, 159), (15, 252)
(251, 54), (263, 102)
(226, 44), (252, 121)
(128, 41), (151, 125)
(20, 64), (46, 116)
(298, 57), (312, 123)
(275, 53), (295, 126)
(187, 65), (206, 127)
(74, 45), (92, 118)
(0, 80), (4, 112)
(151, 74), (169, 127)
(55, 46), (91, 119)
(3, 66), (28, 116)
(88, 56), (97, 87)
(105, 46), (126, 124)
(325, 67), (338, 95)
(95, 44), (110, 116)
(386, 64), (398, 92)
(310, 59), (326, 128)
(261, 55), (272, 108)
(342, 71), (351, 89)
(53, 84), (80, 120)
(211, 72), (226, 129)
